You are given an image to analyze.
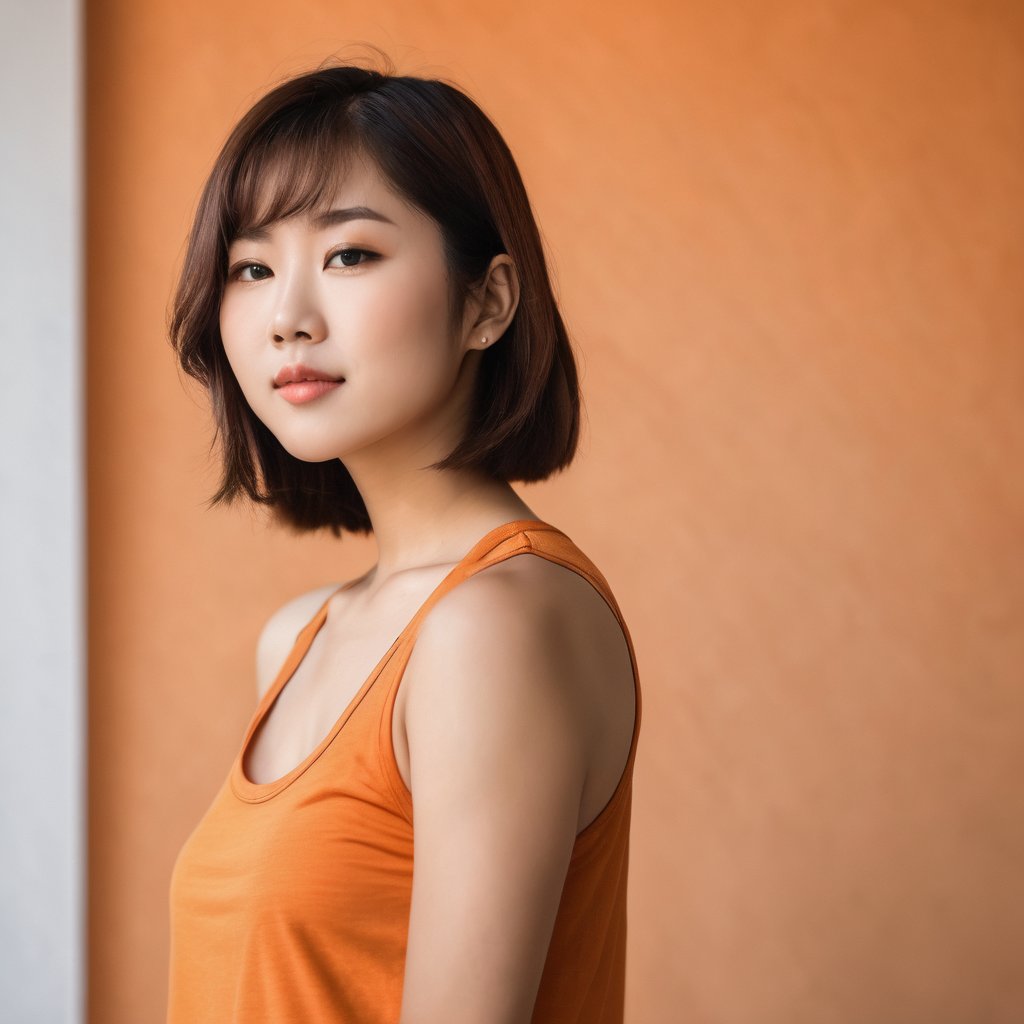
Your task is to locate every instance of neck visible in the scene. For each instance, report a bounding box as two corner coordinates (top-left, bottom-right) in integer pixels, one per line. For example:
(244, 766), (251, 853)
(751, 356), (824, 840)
(340, 451), (538, 587)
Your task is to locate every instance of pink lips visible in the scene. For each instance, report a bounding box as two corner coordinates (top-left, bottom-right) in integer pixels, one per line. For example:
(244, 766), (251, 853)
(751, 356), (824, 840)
(275, 379), (344, 404)
(273, 362), (345, 404)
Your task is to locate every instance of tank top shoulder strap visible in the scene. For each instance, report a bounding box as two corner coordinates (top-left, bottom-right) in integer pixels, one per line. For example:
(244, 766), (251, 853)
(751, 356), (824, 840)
(378, 519), (642, 838)
(374, 519), (642, 835)
(396, 520), (629, 651)
(394, 520), (544, 644)
(503, 524), (629, 626)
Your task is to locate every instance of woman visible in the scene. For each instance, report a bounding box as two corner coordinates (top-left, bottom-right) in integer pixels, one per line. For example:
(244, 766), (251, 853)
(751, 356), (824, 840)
(166, 57), (642, 1024)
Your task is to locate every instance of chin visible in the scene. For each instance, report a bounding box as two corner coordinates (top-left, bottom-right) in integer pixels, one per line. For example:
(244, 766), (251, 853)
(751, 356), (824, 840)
(277, 438), (346, 464)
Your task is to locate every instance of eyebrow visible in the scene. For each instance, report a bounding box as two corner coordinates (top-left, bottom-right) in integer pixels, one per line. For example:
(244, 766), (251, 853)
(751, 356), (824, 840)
(233, 206), (397, 243)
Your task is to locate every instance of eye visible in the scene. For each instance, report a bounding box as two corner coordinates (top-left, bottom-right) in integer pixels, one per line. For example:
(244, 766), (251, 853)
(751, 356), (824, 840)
(327, 247), (380, 269)
(226, 247), (380, 283)
(229, 261), (271, 283)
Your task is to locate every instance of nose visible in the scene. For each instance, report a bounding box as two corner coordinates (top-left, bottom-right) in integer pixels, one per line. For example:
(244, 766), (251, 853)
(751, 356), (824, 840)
(268, 276), (328, 345)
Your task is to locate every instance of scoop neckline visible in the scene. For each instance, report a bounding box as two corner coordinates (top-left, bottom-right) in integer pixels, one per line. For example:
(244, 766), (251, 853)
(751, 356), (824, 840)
(230, 517), (561, 802)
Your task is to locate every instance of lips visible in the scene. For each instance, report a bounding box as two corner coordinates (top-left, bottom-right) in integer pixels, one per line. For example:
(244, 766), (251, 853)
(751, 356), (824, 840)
(273, 363), (345, 388)
(276, 378), (344, 405)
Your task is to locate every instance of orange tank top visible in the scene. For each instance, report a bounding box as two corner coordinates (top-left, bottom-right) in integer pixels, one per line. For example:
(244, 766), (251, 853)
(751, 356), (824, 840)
(167, 518), (643, 1023)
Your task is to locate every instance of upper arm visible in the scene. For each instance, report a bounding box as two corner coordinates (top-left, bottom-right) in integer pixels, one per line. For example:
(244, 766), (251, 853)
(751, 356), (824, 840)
(253, 583), (340, 701)
(398, 570), (590, 1024)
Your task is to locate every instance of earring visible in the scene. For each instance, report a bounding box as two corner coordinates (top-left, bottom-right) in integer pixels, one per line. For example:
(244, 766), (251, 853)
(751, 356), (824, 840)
(481, 336), (489, 346)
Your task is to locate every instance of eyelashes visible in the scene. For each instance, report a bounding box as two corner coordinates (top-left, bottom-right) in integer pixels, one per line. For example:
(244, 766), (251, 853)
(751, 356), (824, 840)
(329, 247), (380, 270)
(227, 247), (381, 282)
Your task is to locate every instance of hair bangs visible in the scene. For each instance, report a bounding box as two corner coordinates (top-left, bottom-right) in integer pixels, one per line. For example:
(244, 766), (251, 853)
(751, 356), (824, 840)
(225, 111), (361, 244)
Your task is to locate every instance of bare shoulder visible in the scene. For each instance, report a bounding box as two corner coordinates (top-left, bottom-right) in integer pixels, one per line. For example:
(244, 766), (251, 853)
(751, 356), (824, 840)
(402, 551), (635, 811)
(409, 552), (620, 691)
(254, 582), (342, 701)
(396, 552), (636, 1019)
(421, 550), (624, 643)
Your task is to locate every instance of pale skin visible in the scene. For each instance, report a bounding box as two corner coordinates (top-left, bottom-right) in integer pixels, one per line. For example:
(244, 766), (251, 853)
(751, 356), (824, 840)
(220, 150), (636, 1024)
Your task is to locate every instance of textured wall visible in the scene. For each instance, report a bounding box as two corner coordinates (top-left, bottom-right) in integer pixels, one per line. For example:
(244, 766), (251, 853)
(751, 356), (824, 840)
(86, 3), (1023, 1022)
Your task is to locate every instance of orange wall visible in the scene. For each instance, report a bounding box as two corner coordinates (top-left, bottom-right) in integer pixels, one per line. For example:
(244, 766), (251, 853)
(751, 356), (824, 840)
(86, 3), (1024, 1022)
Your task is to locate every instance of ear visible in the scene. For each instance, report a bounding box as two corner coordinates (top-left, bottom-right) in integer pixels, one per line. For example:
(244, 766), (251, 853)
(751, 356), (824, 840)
(462, 254), (520, 352)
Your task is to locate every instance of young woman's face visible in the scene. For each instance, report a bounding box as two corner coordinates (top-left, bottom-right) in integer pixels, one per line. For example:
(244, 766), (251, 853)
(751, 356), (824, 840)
(219, 152), (477, 467)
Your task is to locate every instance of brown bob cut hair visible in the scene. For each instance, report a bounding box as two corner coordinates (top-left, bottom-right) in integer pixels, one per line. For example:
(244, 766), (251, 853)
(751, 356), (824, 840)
(168, 54), (581, 538)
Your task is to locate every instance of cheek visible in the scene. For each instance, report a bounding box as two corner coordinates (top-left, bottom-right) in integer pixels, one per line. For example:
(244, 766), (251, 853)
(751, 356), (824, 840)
(353, 263), (455, 380)
(218, 302), (264, 398)
(218, 300), (243, 366)
(221, 281), (263, 333)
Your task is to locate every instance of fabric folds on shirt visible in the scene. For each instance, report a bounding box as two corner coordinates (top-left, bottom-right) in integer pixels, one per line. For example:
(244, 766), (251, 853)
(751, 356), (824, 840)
(167, 518), (643, 1023)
